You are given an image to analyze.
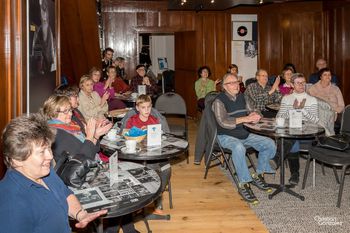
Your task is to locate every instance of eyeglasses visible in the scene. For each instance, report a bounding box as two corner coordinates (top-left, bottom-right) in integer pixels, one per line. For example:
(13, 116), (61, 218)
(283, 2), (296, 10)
(57, 108), (73, 114)
(223, 81), (240, 86)
(294, 81), (306, 85)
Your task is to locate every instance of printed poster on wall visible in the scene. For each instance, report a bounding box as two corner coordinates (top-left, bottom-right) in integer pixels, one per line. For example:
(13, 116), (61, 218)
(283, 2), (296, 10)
(28, 0), (57, 112)
(231, 14), (258, 83)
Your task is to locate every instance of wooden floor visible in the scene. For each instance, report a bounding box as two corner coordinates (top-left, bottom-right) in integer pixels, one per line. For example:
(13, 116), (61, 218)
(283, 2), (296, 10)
(134, 119), (268, 233)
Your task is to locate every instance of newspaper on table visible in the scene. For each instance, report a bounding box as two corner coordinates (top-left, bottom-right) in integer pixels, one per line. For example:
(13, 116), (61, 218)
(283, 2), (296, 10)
(70, 163), (160, 211)
(109, 150), (118, 187)
(73, 187), (113, 210)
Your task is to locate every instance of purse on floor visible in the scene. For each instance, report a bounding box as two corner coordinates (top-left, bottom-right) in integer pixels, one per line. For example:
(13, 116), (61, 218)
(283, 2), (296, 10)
(54, 151), (100, 188)
(315, 135), (350, 152)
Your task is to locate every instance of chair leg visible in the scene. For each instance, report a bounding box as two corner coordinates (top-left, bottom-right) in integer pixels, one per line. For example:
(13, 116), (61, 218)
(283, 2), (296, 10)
(302, 156), (311, 189)
(222, 153), (240, 187)
(186, 150), (189, 164)
(332, 167), (340, 184)
(321, 162), (326, 175)
(246, 152), (256, 171)
(168, 179), (173, 209)
(143, 218), (152, 233)
(337, 165), (348, 208)
(204, 153), (213, 179)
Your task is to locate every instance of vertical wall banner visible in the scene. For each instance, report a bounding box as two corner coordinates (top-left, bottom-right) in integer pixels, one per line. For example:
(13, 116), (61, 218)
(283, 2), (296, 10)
(231, 14), (258, 83)
(28, 0), (57, 112)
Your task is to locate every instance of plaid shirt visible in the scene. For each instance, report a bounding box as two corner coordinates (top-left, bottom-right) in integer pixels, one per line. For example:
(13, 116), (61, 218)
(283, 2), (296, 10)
(245, 82), (282, 111)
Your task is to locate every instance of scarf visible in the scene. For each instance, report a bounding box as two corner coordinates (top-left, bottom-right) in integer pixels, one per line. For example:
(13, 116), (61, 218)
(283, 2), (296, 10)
(48, 119), (85, 143)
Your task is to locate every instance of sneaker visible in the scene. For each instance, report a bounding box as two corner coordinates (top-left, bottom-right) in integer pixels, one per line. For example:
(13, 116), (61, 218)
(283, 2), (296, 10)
(289, 172), (299, 185)
(238, 183), (259, 204)
(252, 174), (272, 193)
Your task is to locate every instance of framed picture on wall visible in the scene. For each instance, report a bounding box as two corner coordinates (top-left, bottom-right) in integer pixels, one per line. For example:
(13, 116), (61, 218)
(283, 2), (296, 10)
(28, 0), (59, 113)
(158, 57), (168, 70)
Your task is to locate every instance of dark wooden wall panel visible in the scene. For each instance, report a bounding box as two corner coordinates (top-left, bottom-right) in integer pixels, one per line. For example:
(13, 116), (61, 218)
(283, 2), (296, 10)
(60, 0), (100, 84)
(175, 31), (197, 116)
(0, 0), (26, 178)
(258, 2), (324, 77)
(324, 1), (350, 104)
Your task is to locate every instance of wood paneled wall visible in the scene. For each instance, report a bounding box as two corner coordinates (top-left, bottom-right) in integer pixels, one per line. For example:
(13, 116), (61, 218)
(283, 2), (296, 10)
(60, 0), (101, 85)
(257, 2), (324, 79)
(323, 1), (350, 104)
(0, 0), (26, 178)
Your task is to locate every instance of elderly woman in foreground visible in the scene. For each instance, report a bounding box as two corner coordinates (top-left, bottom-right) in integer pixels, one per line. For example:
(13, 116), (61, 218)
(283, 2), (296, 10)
(43, 94), (112, 161)
(0, 113), (107, 233)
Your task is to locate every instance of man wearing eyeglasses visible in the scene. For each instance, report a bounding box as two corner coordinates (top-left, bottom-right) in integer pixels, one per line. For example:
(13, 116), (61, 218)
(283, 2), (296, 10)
(245, 69), (282, 118)
(212, 73), (277, 204)
(276, 73), (318, 185)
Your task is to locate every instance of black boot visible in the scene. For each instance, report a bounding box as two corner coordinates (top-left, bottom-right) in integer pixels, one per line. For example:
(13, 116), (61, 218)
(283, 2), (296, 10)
(288, 152), (300, 185)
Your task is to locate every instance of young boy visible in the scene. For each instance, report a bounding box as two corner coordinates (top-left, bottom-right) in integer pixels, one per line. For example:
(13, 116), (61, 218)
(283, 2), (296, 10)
(126, 94), (159, 129)
(125, 94), (169, 216)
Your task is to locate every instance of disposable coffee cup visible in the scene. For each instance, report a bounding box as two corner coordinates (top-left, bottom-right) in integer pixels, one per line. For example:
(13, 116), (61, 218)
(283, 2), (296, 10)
(275, 117), (285, 127)
(107, 129), (117, 140)
(125, 140), (137, 153)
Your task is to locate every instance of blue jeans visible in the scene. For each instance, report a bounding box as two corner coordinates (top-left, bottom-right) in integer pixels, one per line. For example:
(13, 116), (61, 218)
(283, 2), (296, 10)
(217, 133), (276, 184)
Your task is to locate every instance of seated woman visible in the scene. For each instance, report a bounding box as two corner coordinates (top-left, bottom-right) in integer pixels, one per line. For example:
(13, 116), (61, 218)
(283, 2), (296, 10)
(0, 113), (106, 233)
(90, 66), (126, 110)
(228, 64), (245, 93)
(43, 94), (112, 162)
(308, 68), (345, 114)
(78, 75), (109, 120)
(308, 67), (345, 131)
(195, 66), (220, 111)
(278, 67), (294, 95)
(130, 64), (159, 96)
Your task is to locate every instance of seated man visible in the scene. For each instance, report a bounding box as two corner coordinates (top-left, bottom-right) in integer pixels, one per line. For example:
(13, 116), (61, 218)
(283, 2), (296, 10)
(276, 73), (319, 185)
(245, 69), (282, 118)
(213, 73), (276, 203)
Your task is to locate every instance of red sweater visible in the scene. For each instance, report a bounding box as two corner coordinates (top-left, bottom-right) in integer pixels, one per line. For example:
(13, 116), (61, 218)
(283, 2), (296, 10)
(126, 114), (159, 129)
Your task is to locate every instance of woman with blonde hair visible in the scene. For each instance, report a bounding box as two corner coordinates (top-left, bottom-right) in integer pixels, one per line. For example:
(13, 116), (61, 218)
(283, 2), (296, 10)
(43, 94), (112, 162)
(78, 74), (109, 120)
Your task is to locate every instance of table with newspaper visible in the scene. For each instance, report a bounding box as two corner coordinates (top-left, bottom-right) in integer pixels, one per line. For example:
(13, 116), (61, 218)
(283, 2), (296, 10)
(69, 161), (161, 218)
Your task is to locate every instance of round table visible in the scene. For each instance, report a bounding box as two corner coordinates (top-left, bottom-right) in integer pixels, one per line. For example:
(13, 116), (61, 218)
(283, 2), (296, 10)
(70, 161), (162, 233)
(100, 134), (188, 211)
(244, 117), (325, 200)
(101, 134), (189, 162)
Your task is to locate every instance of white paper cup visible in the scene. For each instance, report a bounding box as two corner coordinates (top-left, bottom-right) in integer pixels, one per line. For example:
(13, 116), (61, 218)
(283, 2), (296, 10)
(125, 140), (137, 153)
(275, 117), (285, 127)
(107, 129), (117, 140)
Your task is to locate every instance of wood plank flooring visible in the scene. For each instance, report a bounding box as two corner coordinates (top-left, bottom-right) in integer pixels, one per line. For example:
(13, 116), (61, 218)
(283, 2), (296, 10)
(134, 119), (268, 233)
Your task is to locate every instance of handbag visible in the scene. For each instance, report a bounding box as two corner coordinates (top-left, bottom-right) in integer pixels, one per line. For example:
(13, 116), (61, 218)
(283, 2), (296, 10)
(315, 135), (350, 151)
(54, 152), (100, 188)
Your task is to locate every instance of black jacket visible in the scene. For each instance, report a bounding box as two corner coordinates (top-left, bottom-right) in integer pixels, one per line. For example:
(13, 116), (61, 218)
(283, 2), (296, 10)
(52, 128), (100, 162)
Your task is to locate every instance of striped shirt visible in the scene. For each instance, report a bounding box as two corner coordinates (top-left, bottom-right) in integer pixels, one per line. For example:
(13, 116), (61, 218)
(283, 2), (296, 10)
(276, 92), (318, 123)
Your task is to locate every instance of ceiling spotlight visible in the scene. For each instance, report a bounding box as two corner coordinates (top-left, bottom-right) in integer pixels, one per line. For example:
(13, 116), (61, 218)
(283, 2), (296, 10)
(259, 0), (263, 4)
(211, 0), (215, 3)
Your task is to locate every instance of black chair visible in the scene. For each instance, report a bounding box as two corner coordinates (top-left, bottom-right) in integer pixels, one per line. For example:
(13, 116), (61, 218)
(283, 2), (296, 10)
(302, 146), (350, 207)
(162, 70), (175, 93)
(202, 95), (256, 184)
(155, 92), (189, 163)
(340, 105), (350, 136)
(245, 77), (257, 87)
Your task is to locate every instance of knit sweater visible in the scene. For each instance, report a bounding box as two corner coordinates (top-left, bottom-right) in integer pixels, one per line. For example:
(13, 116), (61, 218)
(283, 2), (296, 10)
(276, 92), (319, 123)
(308, 81), (345, 113)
